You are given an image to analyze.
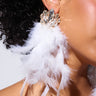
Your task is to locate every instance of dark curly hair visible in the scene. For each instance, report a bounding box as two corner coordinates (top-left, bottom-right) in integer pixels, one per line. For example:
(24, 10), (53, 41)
(0, 0), (45, 48)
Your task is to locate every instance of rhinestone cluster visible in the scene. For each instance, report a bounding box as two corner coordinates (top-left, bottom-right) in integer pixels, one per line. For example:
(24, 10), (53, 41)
(40, 9), (60, 27)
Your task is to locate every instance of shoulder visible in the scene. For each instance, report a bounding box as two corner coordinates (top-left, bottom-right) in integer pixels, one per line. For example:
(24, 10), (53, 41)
(0, 80), (25, 96)
(0, 81), (67, 96)
(26, 82), (45, 96)
(0, 80), (46, 96)
(26, 82), (66, 96)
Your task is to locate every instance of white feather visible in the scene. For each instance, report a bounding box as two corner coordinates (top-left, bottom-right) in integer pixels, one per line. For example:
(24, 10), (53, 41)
(41, 85), (49, 96)
(91, 88), (96, 96)
(10, 22), (71, 95)
(10, 22), (96, 96)
(88, 65), (96, 96)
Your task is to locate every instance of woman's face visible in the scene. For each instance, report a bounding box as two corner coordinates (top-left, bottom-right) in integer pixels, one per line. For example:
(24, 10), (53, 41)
(59, 0), (96, 65)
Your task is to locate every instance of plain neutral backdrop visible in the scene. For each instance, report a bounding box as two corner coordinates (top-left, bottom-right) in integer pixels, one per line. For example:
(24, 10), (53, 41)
(0, 41), (25, 90)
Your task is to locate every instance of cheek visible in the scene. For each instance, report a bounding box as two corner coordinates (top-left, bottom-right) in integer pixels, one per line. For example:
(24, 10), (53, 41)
(59, 0), (96, 64)
(81, 0), (96, 37)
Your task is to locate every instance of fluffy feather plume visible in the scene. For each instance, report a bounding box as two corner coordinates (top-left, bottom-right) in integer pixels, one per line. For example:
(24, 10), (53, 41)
(10, 22), (96, 96)
(87, 65), (96, 96)
(91, 88), (96, 96)
(11, 22), (71, 96)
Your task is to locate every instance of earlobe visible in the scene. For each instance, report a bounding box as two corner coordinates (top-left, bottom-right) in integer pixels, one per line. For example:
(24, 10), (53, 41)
(42, 0), (60, 13)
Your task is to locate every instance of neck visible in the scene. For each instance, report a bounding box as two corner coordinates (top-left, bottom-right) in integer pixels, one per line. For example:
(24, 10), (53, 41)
(66, 48), (92, 95)
(67, 48), (88, 81)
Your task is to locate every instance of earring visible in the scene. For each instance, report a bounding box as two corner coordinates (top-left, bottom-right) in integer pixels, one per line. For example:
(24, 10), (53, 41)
(11, 9), (71, 96)
(40, 9), (60, 27)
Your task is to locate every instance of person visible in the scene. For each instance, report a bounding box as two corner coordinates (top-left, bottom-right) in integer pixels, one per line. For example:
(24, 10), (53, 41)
(0, 0), (96, 96)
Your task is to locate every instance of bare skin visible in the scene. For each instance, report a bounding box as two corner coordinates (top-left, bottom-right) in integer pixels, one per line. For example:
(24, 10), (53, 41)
(0, 0), (96, 96)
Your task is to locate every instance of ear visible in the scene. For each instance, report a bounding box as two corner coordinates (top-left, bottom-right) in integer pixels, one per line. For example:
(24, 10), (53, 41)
(42, 0), (61, 13)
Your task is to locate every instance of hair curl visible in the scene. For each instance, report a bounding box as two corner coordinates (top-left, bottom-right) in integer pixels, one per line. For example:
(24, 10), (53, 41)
(0, 0), (45, 48)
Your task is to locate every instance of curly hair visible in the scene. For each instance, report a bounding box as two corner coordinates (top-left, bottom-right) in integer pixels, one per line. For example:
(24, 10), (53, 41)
(0, 0), (45, 48)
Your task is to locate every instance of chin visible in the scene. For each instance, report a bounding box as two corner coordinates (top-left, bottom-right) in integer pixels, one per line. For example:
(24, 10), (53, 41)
(73, 48), (96, 66)
(78, 47), (96, 66)
(87, 51), (96, 66)
(85, 56), (96, 66)
(89, 60), (96, 67)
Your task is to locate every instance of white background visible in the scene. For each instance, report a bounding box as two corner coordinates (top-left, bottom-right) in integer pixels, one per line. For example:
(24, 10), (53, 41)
(0, 41), (25, 90)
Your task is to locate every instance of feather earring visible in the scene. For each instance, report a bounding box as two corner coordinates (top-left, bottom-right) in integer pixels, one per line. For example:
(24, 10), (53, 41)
(87, 65), (96, 96)
(11, 9), (71, 96)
